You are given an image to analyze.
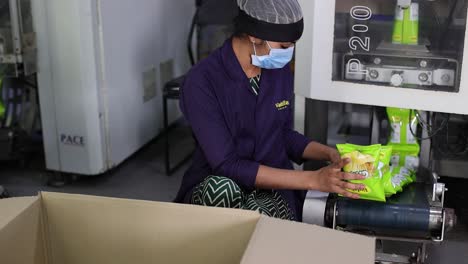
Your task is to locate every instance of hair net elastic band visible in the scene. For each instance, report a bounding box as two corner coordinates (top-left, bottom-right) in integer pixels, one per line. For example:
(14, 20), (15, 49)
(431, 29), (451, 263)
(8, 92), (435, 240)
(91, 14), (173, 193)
(235, 10), (304, 42)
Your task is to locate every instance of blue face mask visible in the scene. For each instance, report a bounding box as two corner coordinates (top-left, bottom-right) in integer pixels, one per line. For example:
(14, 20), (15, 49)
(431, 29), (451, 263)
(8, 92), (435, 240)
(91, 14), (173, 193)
(251, 41), (294, 69)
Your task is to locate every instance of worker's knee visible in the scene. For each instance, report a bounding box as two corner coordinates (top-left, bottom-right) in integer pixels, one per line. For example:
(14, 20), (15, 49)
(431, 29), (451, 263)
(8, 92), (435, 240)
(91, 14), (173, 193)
(193, 176), (244, 208)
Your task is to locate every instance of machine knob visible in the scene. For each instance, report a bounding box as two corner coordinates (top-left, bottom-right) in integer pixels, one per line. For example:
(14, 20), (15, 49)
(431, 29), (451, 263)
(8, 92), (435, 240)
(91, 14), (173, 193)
(442, 74), (451, 83)
(369, 70), (379, 79)
(419, 73), (429, 82)
(391, 73), (404, 87)
(420, 60), (428, 68)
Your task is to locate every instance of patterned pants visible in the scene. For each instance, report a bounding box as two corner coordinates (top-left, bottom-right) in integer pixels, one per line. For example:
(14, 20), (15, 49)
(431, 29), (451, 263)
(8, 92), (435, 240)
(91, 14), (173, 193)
(191, 175), (294, 220)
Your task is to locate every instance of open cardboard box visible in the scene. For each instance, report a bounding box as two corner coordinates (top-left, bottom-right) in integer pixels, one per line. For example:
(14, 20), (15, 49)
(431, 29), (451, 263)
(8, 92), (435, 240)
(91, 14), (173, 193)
(0, 192), (375, 264)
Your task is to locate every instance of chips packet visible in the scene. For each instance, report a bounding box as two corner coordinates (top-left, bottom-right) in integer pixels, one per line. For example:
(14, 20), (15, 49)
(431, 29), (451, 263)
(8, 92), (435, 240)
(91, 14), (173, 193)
(386, 166), (405, 195)
(387, 107), (419, 146)
(337, 144), (386, 202)
(390, 144), (420, 171)
(399, 167), (416, 189)
(383, 169), (397, 197)
(386, 166), (415, 195)
(378, 146), (393, 179)
(377, 146), (394, 197)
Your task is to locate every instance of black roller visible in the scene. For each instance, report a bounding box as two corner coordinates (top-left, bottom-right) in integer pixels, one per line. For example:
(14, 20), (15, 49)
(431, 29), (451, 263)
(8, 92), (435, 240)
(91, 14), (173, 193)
(335, 199), (430, 232)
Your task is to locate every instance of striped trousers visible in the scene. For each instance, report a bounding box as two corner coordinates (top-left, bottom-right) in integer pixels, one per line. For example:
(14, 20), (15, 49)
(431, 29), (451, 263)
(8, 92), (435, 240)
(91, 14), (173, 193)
(191, 175), (294, 220)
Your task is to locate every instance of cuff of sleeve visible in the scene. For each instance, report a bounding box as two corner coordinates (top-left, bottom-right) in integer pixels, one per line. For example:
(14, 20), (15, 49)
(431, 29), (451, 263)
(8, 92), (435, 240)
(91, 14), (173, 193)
(290, 134), (313, 165)
(237, 160), (260, 192)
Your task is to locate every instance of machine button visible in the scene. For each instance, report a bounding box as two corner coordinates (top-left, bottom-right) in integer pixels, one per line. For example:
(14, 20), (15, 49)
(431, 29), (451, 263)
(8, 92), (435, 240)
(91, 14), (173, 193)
(420, 60), (428, 68)
(391, 73), (404, 87)
(419, 73), (429, 82)
(442, 74), (451, 83)
(369, 69), (379, 79)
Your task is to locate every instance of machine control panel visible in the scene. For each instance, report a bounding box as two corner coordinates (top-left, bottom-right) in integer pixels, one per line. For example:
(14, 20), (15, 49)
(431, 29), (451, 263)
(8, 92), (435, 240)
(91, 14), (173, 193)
(296, 0), (468, 114)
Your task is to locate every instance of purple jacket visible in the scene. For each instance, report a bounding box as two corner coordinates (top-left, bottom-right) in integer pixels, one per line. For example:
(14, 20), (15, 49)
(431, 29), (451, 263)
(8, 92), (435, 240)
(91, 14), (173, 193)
(175, 39), (312, 220)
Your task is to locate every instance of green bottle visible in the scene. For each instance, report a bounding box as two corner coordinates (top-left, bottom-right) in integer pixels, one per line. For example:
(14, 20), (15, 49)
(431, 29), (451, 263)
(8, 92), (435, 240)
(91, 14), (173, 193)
(402, 3), (419, 45)
(392, 6), (404, 44)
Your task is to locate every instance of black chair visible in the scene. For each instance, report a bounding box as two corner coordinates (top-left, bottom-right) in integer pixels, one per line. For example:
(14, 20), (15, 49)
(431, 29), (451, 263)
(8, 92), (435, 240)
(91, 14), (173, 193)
(162, 0), (238, 175)
(162, 76), (188, 175)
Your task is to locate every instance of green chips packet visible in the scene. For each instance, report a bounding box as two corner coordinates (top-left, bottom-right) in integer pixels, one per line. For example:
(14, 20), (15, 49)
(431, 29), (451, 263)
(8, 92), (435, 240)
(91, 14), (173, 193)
(378, 146), (393, 179)
(379, 146), (395, 197)
(386, 166), (415, 195)
(387, 107), (418, 146)
(337, 144), (386, 202)
(383, 169), (397, 197)
(390, 144), (420, 171)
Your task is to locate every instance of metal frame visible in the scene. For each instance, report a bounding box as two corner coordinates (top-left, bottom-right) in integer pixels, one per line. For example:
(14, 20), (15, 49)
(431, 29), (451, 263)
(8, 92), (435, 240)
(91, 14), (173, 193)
(1, 0), (36, 76)
(9, 0), (22, 57)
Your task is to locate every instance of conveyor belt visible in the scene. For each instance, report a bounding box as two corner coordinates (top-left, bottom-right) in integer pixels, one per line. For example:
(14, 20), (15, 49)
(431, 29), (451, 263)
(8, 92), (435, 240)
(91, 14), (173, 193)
(319, 183), (448, 239)
(335, 199), (431, 232)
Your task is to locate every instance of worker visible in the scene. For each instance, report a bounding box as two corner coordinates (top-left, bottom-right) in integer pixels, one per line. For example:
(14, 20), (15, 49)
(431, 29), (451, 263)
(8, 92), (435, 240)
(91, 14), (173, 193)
(175, 0), (365, 221)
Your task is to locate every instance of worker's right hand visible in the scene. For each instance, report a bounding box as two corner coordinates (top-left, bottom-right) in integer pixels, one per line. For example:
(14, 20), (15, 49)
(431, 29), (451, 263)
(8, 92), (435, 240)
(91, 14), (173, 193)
(313, 158), (366, 199)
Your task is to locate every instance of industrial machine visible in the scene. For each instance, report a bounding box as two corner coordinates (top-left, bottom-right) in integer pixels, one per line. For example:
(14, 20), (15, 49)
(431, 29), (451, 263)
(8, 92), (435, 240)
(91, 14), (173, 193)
(0, 0), (36, 77)
(32, 0), (194, 176)
(296, 0), (468, 115)
(0, 0), (39, 195)
(296, 0), (468, 263)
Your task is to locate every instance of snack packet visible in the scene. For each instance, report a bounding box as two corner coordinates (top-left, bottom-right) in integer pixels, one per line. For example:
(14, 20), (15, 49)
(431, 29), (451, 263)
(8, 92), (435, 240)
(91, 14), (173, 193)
(399, 167), (416, 189)
(383, 169), (397, 197)
(390, 144), (420, 171)
(337, 144), (386, 202)
(387, 107), (418, 145)
(385, 166), (415, 196)
(378, 146), (394, 197)
(378, 145), (393, 179)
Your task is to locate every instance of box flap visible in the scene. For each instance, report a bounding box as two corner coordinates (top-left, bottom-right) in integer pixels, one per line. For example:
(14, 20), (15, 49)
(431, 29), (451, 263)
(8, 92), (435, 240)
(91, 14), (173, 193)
(0, 196), (38, 229)
(241, 216), (375, 264)
(0, 197), (46, 264)
(40, 192), (260, 264)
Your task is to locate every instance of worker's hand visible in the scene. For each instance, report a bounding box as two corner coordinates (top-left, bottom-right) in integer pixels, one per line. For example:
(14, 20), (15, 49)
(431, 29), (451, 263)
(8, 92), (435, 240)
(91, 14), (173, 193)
(327, 148), (342, 164)
(313, 158), (366, 199)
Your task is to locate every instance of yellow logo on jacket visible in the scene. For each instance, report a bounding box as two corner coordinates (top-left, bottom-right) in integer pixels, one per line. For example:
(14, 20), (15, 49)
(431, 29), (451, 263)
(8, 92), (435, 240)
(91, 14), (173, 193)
(275, 100), (290, 111)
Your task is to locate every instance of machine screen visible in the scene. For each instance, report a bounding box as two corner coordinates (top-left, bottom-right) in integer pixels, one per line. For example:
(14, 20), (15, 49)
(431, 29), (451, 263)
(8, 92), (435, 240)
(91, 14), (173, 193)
(332, 0), (467, 92)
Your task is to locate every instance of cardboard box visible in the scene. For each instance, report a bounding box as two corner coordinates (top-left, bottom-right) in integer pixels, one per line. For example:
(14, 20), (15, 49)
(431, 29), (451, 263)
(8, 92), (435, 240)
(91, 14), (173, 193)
(0, 192), (375, 264)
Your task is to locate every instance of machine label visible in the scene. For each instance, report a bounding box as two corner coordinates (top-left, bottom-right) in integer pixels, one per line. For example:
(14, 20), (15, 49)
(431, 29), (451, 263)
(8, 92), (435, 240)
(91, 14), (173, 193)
(60, 134), (85, 147)
(346, 5), (373, 76)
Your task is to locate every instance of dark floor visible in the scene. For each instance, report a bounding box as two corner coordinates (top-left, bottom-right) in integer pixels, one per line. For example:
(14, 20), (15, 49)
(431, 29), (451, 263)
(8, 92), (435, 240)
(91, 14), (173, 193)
(0, 126), (193, 202)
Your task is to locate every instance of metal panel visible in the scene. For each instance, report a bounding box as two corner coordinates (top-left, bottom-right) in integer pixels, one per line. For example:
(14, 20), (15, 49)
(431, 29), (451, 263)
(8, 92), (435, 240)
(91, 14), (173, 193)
(34, 0), (106, 175)
(434, 159), (468, 179)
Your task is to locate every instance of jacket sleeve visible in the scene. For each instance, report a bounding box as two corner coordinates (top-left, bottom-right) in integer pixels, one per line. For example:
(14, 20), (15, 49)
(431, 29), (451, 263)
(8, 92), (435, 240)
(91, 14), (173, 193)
(283, 107), (312, 165)
(180, 72), (259, 190)
(282, 68), (312, 165)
